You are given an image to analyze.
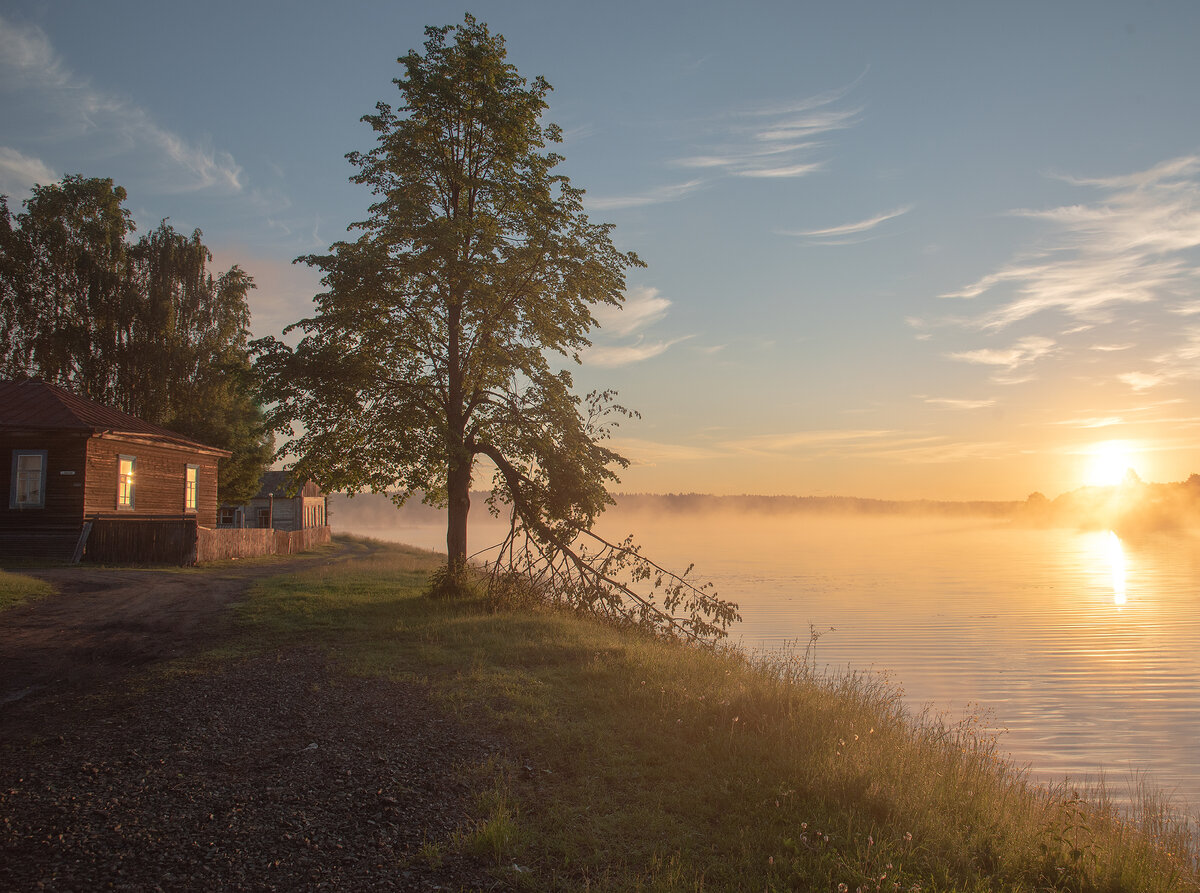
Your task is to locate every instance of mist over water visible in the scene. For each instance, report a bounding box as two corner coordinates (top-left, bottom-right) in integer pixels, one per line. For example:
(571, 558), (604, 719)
(332, 495), (1200, 812)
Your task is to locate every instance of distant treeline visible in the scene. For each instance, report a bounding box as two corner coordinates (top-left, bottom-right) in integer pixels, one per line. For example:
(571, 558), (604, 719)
(330, 479), (1200, 535)
(610, 493), (1020, 517)
(329, 490), (1024, 526)
(1016, 472), (1200, 534)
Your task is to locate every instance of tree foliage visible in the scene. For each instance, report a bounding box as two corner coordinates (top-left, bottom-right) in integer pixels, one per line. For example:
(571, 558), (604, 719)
(0, 175), (273, 503)
(254, 16), (738, 640)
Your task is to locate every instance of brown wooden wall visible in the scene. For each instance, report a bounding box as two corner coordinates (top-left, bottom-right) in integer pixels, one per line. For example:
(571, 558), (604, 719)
(0, 432), (90, 532)
(84, 518), (199, 565)
(84, 435), (221, 527)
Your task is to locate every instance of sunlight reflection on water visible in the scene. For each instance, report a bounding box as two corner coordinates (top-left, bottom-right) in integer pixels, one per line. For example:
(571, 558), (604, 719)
(338, 508), (1200, 811)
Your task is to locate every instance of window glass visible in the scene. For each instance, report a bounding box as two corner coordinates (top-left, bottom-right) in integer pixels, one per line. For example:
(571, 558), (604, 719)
(118, 456), (135, 508)
(185, 465), (198, 512)
(14, 452), (45, 508)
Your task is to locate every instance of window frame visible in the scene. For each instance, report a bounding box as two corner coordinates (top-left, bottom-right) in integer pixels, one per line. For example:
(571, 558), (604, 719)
(117, 454), (136, 511)
(184, 464), (199, 513)
(9, 449), (48, 510)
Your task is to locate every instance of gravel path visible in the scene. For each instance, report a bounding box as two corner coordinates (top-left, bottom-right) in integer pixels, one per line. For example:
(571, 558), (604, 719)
(0, 551), (507, 891)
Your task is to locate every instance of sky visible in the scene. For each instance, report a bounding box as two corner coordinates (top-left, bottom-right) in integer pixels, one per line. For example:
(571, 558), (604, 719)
(3, 0), (1200, 500)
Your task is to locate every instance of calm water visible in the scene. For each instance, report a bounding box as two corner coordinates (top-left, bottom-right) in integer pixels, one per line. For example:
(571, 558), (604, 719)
(337, 507), (1200, 811)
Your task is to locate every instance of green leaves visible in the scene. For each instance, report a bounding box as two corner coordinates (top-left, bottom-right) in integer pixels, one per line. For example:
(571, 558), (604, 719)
(0, 176), (273, 503)
(255, 15), (735, 640)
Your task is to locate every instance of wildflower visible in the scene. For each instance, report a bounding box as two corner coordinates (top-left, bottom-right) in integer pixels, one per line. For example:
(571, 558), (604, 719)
(838, 884), (848, 893)
(801, 822), (807, 830)
(868, 835), (874, 847)
(904, 832), (913, 842)
(768, 856), (774, 865)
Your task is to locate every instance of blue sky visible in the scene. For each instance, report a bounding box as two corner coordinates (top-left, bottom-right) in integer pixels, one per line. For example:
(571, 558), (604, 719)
(4, 1), (1200, 499)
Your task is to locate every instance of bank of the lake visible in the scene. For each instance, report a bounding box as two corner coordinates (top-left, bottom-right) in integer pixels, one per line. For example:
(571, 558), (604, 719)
(237, 538), (1197, 891)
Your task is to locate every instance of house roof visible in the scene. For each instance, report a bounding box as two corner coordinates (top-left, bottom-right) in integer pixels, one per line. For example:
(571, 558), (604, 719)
(0, 379), (230, 456)
(254, 470), (324, 499)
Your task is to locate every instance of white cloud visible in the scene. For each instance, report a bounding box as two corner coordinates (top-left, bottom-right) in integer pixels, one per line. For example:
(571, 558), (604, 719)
(1118, 371), (1164, 391)
(674, 87), (860, 182)
(0, 146), (55, 198)
(922, 397), (996, 410)
(587, 179), (704, 211)
(945, 156), (1200, 329)
(1054, 416), (1125, 429)
(948, 335), (1056, 370)
(582, 287), (692, 367)
(581, 336), (691, 368)
(784, 205), (912, 241)
(591, 286), (672, 337)
(0, 14), (242, 195)
(736, 162), (824, 179)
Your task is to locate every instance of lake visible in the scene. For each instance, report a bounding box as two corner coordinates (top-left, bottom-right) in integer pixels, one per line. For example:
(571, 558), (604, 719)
(333, 502), (1200, 813)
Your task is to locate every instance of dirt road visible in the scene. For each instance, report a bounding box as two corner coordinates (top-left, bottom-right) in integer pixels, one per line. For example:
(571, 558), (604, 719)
(0, 547), (349, 706)
(0, 542), (502, 890)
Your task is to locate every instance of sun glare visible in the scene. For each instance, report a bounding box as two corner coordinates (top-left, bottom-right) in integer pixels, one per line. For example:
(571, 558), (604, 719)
(1083, 440), (1140, 487)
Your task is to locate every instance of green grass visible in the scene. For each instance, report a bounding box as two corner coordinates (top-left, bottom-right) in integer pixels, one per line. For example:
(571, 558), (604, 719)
(0, 568), (55, 611)
(234, 537), (1200, 892)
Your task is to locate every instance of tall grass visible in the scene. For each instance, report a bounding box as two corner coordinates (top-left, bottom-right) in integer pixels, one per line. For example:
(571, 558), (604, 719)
(236, 539), (1200, 891)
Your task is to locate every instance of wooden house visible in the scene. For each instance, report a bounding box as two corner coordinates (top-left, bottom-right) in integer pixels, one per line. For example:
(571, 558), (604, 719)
(0, 379), (229, 560)
(218, 470), (327, 532)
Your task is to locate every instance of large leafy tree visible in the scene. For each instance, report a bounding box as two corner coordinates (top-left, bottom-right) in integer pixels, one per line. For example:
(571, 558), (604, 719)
(0, 175), (273, 503)
(255, 16), (737, 639)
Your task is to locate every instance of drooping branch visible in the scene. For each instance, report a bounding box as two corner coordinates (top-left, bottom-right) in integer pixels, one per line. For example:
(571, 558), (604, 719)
(476, 439), (740, 642)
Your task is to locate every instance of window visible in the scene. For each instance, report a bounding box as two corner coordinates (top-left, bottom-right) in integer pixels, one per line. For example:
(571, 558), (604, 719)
(219, 506), (237, 526)
(185, 465), (198, 512)
(10, 450), (47, 509)
(117, 455), (135, 509)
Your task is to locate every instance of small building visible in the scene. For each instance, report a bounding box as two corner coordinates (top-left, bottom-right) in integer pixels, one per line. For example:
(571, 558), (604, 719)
(219, 470), (327, 532)
(0, 379), (229, 560)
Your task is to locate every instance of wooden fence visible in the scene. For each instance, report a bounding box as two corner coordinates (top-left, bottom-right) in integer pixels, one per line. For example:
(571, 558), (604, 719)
(85, 518), (198, 565)
(81, 518), (332, 565)
(195, 525), (331, 562)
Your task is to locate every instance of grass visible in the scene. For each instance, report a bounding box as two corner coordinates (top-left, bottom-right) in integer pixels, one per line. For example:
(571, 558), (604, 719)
(233, 537), (1200, 892)
(0, 568), (55, 611)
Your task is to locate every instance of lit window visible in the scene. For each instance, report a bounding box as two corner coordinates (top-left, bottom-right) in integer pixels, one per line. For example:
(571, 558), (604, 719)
(118, 456), (135, 509)
(185, 465), (198, 512)
(10, 450), (47, 509)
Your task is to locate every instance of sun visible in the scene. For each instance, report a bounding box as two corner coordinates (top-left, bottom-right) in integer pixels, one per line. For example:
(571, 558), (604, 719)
(1083, 440), (1140, 487)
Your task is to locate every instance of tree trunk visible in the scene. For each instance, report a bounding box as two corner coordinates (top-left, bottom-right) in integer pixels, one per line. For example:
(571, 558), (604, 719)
(446, 453), (471, 569)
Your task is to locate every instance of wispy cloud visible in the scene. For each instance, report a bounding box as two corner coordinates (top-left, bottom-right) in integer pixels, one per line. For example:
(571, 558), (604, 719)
(719, 428), (894, 456)
(590, 80), (861, 210)
(1117, 371), (1164, 391)
(591, 287), (672, 337)
(948, 335), (1055, 382)
(783, 205), (912, 244)
(944, 156), (1200, 330)
(582, 286), (691, 367)
(582, 336), (693, 368)
(1054, 415), (1126, 429)
(935, 156), (1200, 395)
(586, 179), (704, 211)
(921, 396), (996, 410)
(0, 14), (242, 195)
(0, 145), (55, 197)
(675, 88), (860, 181)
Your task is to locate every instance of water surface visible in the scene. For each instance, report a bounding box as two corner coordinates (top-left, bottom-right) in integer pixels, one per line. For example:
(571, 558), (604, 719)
(337, 505), (1200, 811)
